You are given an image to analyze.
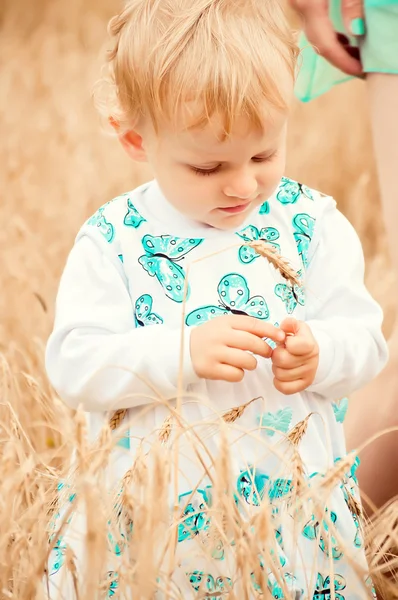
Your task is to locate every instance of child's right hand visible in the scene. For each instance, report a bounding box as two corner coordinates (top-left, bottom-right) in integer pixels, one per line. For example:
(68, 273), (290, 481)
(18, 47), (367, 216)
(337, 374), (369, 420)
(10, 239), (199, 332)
(190, 315), (285, 382)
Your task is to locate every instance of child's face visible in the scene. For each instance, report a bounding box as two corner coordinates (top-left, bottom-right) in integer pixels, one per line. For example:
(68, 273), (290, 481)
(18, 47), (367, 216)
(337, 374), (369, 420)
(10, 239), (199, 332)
(124, 106), (288, 230)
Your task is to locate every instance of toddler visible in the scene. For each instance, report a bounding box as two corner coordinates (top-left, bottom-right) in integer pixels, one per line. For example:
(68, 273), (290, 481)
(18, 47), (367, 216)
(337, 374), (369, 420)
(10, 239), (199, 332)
(45, 0), (388, 597)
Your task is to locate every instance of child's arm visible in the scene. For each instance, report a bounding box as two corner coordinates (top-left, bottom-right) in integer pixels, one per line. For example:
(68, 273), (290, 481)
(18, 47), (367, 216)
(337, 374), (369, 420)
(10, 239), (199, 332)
(298, 199), (388, 399)
(45, 234), (199, 411)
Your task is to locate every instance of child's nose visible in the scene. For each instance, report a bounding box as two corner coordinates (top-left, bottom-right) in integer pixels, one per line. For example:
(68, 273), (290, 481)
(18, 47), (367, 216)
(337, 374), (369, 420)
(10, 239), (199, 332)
(223, 171), (258, 200)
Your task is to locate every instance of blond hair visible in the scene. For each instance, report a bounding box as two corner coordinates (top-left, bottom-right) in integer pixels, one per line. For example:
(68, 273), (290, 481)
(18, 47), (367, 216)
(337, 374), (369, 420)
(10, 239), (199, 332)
(104, 0), (299, 135)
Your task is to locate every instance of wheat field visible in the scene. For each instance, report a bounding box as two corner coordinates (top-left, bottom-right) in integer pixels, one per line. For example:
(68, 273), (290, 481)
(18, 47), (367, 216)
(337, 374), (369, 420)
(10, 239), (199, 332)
(1, 0), (397, 598)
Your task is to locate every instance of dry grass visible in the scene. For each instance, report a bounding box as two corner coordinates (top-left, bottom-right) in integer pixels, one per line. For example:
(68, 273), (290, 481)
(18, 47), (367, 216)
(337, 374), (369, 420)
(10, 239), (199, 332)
(1, 0), (397, 598)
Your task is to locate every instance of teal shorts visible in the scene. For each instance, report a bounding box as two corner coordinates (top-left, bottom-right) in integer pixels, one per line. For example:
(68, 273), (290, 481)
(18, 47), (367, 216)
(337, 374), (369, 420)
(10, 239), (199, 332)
(295, 0), (398, 102)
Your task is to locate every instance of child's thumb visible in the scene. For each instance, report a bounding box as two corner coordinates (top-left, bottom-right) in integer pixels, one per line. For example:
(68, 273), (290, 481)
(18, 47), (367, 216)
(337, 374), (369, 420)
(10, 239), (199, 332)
(280, 317), (300, 336)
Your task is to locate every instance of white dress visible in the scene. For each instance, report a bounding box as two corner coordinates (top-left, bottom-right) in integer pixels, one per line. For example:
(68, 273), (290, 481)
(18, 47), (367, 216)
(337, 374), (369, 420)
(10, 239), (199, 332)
(45, 177), (387, 599)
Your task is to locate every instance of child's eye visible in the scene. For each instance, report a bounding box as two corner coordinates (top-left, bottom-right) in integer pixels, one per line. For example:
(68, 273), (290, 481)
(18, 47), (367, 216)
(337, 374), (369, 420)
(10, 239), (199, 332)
(191, 165), (221, 176)
(252, 152), (276, 163)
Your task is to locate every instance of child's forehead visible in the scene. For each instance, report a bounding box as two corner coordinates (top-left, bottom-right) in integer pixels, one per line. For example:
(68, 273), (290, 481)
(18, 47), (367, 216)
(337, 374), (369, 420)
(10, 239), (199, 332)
(162, 109), (288, 158)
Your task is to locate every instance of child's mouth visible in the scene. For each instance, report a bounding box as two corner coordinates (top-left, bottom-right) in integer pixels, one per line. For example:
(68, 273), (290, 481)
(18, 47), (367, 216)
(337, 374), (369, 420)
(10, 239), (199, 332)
(219, 202), (250, 214)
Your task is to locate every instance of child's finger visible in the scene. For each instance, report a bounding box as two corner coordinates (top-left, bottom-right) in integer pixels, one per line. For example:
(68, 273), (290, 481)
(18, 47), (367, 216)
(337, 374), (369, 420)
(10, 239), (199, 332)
(232, 316), (286, 344)
(280, 317), (300, 336)
(228, 330), (273, 359)
(214, 364), (245, 383)
(221, 348), (258, 372)
(272, 364), (309, 382)
(273, 377), (305, 395)
(285, 334), (315, 356)
(271, 346), (304, 369)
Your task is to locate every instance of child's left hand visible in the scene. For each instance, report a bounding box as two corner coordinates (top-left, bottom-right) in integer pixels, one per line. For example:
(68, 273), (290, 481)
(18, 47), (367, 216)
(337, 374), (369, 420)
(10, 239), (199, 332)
(271, 318), (319, 395)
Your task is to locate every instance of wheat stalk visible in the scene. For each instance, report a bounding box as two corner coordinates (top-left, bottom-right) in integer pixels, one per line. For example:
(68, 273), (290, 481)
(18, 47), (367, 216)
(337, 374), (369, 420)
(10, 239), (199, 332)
(319, 453), (356, 492)
(247, 240), (301, 287)
(286, 413), (313, 446)
(109, 409), (127, 430)
(222, 396), (261, 423)
(159, 415), (173, 444)
(346, 489), (363, 519)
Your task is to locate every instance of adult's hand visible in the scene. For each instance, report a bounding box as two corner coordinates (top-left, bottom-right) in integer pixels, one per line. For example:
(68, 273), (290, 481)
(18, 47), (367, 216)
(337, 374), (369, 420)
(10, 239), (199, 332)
(289, 0), (365, 76)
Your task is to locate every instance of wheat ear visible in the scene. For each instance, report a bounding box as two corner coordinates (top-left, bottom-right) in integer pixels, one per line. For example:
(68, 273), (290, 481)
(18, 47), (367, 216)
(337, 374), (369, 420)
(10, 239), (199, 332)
(109, 409), (127, 431)
(247, 241), (301, 287)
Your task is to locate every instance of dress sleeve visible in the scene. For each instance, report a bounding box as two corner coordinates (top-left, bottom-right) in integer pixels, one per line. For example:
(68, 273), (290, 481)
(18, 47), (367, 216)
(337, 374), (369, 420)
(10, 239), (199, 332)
(303, 197), (388, 399)
(45, 234), (198, 412)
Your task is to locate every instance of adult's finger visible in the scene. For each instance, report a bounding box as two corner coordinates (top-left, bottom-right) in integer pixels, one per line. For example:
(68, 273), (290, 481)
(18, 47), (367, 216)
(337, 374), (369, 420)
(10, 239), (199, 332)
(341, 0), (365, 37)
(294, 0), (363, 77)
(304, 12), (363, 76)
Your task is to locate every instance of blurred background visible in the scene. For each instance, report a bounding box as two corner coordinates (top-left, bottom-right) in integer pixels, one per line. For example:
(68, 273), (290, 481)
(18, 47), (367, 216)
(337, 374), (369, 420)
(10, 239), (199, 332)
(0, 0), (396, 596)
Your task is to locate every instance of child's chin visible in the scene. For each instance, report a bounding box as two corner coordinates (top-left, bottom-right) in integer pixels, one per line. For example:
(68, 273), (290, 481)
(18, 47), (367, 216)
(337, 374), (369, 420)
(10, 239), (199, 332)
(208, 211), (249, 231)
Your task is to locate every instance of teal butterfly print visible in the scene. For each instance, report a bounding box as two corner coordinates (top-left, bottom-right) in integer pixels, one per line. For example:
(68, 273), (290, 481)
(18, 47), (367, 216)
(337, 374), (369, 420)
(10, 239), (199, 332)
(178, 489), (211, 542)
(268, 478), (293, 501)
(335, 455), (360, 493)
(139, 235), (202, 302)
(264, 321), (280, 350)
(275, 527), (284, 549)
(186, 273), (269, 326)
(188, 571), (232, 598)
(275, 282), (305, 314)
(118, 254), (123, 263)
(292, 213), (315, 268)
(236, 466), (292, 507)
(236, 224), (280, 264)
(302, 510), (343, 560)
(116, 434), (130, 450)
(107, 527), (123, 556)
(134, 294), (163, 327)
(236, 467), (269, 506)
(332, 397), (349, 424)
(268, 573), (302, 599)
(271, 528), (288, 568)
(107, 515), (133, 555)
(209, 538), (225, 560)
(341, 483), (363, 548)
(201, 531), (226, 560)
(259, 200), (270, 214)
(123, 198), (146, 228)
(276, 177), (314, 205)
(313, 573), (346, 600)
(87, 207), (114, 243)
(55, 481), (76, 506)
(336, 454), (360, 485)
(270, 542), (287, 568)
(365, 576), (377, 600)
(352, 512), (363, 548)
(49, 535), (67, 576)
(257, 407), (293, 437)
(106, 571), (119, 598)
(349, 455), (360, 484)
(251, 557), (301, 597)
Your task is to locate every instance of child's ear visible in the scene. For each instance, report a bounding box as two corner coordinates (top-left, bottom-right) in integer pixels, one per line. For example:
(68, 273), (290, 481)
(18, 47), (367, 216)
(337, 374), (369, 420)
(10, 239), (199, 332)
(109, 118), (147, 162)
(118, 130), (148, 162)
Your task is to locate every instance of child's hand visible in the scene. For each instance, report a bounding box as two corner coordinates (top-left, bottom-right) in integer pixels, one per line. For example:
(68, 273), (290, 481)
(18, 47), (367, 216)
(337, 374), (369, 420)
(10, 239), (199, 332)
(190, 315), (285, 382)
(271, 317), (319, 395)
